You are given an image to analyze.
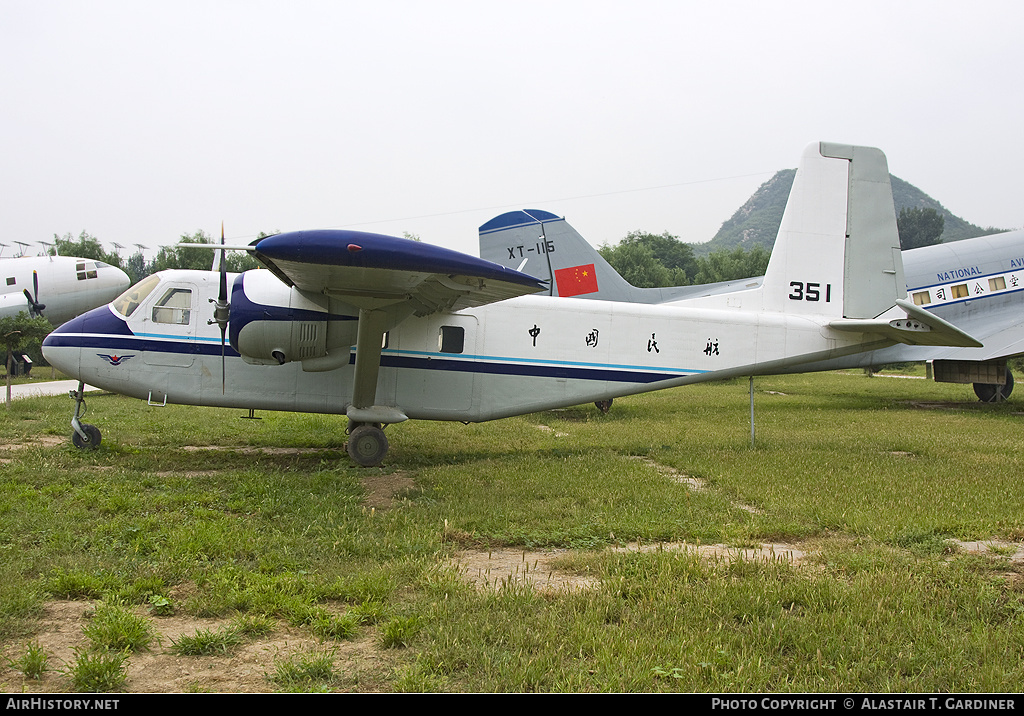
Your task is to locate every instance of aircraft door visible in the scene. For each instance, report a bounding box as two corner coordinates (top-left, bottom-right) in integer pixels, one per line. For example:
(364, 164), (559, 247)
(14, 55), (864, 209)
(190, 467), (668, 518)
(139, 283), (198, 368)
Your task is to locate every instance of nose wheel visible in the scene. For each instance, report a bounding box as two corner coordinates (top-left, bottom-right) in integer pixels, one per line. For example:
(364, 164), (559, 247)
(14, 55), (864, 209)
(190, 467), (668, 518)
(68, 381), (102, 449)
(346, 423), (388, 467)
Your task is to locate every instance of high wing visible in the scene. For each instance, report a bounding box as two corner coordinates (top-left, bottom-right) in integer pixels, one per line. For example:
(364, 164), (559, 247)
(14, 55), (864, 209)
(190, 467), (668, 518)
(246, 229), (546, 425)
(251, 229), (546, 315)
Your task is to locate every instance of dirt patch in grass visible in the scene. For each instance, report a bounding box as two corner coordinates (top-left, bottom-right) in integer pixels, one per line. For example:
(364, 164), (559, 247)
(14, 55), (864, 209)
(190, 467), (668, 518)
(0, 435), (65, 451)
(453, 541), (809, 594)
(0, 601), (399, 693)
(362, 471), (415, 510)
(950, 539), (1024, 564)
(181, 445), (344, 455)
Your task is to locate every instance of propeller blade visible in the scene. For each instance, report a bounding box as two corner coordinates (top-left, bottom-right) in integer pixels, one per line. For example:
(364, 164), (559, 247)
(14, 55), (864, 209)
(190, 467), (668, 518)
(215, 223), (229, 393)
(22, 271), (46, 316)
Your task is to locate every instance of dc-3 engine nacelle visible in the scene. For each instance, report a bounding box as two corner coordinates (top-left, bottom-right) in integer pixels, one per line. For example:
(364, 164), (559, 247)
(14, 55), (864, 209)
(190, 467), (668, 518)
(229, 270), (357, 372)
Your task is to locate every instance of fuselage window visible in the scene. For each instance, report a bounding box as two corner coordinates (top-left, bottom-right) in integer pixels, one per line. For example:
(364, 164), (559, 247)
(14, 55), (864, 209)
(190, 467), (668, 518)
(5, 277), (14, 286)
(438, 325), (465, 354)
(912, 291), (931, 306)
(951, 283), (969, 299)
(989, 277), (1006, 292)
(152, 288), (193, 325)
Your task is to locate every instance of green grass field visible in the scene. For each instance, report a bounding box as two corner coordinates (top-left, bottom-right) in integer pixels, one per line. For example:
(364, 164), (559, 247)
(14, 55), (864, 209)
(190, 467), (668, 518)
(1, 371), (1022, 692)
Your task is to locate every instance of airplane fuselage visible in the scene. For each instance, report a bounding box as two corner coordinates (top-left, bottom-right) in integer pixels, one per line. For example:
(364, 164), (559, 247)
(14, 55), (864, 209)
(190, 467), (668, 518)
(42, 268), (891, 422)
(0, 255), (131, 324)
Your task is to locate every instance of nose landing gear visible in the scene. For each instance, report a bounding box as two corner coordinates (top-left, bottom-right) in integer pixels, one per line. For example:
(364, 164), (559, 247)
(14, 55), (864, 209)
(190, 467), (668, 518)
(68, 381), (101, 449)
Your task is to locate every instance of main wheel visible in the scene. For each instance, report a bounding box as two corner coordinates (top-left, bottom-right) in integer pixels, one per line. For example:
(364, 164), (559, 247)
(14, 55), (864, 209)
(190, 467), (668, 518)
(72, 423), (102, 449)
(347, 424), (388, 467)
(973, 371), (1014, 402)
(594, 399), (613, 414)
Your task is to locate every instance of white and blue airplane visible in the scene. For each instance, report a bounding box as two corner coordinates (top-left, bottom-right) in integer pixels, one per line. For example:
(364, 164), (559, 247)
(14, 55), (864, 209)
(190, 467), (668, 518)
(1, 254), (131, 325)
(480, 188), (1024, 403)
(42, 143), (981, 466)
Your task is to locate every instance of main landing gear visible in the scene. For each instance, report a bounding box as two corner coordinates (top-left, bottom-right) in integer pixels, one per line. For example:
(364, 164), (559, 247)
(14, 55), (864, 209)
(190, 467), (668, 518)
(346, 422), (388, 467)
(973, 370), (1014, 403)
(68, 381), (102, 449)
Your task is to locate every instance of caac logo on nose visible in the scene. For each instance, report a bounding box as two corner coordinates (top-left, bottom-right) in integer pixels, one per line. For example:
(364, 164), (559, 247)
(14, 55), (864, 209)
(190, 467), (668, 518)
(97, 354), (134, 366)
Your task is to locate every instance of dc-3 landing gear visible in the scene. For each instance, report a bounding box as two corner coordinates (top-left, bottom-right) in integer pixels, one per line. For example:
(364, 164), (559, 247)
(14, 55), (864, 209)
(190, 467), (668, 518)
(68, 381), (101, 449)
(346, 422), (388, 467)
(974, 370), (1014, 403)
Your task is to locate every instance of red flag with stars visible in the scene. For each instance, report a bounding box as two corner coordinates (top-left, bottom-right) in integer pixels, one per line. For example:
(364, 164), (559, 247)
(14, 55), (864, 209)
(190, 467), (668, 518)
(554, 263), (599, 297)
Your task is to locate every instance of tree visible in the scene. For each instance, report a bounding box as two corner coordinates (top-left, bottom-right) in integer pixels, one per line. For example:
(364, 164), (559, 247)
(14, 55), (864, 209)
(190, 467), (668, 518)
(598, 241), (673, 288)
(897, 207), (945, 250)
(2, 312), (52, 407)
(600, 230), (697, 287)
(692, 245), (771, 284)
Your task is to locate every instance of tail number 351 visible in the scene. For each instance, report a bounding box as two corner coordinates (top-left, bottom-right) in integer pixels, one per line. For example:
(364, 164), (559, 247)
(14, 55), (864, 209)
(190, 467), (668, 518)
(789, 282), (832, 302)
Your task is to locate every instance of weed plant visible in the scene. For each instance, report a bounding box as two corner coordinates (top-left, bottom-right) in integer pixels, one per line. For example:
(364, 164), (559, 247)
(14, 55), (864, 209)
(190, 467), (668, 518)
(9, 641), (49, 679)
(81, 602), (154, 653)
(270, 648), (339, 691)
(65, 649), (129, 693)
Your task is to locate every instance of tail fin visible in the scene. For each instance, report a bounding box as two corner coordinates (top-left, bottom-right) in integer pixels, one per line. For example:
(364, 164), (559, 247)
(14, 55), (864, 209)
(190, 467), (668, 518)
(762, 142), (906, 318)
(479, 210), (750, 303)
(479, 210), (638, 301)
(769, 142), (979, 347)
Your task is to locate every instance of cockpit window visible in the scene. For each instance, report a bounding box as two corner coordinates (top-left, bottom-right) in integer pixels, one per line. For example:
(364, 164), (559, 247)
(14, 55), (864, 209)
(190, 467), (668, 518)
(151, 288), (193, 325)
(111, 274), (161, 317)
(76, 261), (99, 280)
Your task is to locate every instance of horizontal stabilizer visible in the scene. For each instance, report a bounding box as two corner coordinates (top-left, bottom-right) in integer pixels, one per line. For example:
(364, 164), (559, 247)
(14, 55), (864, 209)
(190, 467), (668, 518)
(829, 299), (982, 348)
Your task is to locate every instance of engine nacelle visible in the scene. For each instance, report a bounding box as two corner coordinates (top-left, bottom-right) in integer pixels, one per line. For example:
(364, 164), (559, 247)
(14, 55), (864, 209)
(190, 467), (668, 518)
(229, 270), (357, 371)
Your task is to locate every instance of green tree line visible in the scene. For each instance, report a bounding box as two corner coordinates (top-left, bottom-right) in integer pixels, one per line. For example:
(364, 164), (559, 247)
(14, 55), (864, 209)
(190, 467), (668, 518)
(599, 230), (771, 287)
(49, 230), (267, 285)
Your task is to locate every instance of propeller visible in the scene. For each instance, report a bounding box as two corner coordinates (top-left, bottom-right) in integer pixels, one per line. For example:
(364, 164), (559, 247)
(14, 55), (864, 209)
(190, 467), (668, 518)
(210, 223), (230, 393)
(22, 270), (46, 317)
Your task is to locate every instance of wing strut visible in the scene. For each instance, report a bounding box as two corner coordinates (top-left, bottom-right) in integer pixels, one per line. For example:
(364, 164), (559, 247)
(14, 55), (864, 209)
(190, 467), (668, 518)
(347, 308), (408, 426)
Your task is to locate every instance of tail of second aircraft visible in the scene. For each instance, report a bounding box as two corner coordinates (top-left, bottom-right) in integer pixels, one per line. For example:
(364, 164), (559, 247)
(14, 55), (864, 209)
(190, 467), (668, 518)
(478, 210), (758, 303)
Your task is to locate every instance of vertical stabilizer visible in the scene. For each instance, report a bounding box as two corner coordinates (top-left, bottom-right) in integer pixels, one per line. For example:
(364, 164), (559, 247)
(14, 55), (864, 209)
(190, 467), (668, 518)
(479, 210), (726, 303)
(479, 210), (641, 301)
(761, 142), (905, 318)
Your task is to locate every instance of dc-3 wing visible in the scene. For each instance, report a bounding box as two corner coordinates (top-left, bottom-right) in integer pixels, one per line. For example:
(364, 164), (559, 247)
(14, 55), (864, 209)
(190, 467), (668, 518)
(244, 229), (547, 425)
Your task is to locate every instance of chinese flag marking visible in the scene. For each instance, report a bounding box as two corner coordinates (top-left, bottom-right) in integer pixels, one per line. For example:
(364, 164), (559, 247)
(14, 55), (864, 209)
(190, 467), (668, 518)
(554, 263), (599, 297)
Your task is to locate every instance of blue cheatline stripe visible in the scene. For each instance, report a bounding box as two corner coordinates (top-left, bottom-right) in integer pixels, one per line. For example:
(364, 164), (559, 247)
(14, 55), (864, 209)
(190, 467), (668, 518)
(43, 333), (241, 358)
(45, 333), (698, 384)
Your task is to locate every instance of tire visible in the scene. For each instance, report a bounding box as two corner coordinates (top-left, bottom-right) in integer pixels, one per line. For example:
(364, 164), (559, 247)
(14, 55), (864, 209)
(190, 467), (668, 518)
(72, 424), (102, 449)
(347, 424), (388, 467)
(973, 371), (1014, 402)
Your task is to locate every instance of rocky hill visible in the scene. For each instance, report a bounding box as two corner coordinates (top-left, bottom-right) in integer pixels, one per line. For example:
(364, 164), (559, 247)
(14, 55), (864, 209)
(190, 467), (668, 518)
(696, 169), (1006, 255)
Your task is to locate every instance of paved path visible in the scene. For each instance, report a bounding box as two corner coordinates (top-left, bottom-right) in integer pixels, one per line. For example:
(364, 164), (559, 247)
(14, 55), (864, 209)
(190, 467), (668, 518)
(6, 380), (99, 401)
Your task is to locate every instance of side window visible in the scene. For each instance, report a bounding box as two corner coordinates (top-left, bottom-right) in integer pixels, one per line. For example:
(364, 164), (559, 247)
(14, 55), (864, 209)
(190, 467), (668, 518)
(76, 261), (98, 281)
(438, 325), (464, 354)
(152, 288), (193, 325)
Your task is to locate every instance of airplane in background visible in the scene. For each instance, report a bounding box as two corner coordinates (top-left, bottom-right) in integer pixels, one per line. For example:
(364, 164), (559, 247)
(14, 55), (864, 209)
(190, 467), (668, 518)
(43, 142), (982, 466)
(479, 205), (1024, 403)
(1, 255), (131, 325)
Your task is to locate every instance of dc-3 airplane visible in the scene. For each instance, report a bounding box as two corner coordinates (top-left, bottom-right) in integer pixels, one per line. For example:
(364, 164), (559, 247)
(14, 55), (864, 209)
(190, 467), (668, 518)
(1, 254), (131, 324)
(480, 183), (1024, 404)
(42, 142), (984, 466)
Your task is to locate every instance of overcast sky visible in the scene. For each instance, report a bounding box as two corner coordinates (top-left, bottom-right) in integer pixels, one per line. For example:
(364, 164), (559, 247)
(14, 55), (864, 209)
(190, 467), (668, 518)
(2, 0), (1022, 260)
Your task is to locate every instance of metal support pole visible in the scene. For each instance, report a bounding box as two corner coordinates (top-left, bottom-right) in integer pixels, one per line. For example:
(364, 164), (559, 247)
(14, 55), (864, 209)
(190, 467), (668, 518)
(749, 376), (755, 448)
